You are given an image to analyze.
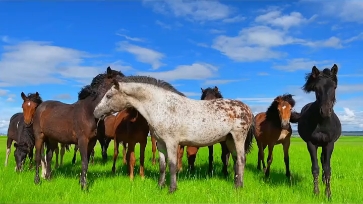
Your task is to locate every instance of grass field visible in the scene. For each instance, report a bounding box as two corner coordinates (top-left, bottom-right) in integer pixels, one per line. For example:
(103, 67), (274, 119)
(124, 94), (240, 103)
(0, 136), (362, 203)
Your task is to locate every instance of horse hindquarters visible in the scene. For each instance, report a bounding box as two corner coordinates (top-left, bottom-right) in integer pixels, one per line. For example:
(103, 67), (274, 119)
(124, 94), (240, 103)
(5, 138), (13, 167)
(225, 132), (246, 188)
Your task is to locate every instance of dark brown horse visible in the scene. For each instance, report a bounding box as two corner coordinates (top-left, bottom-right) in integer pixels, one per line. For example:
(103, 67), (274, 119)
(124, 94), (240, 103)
(182, 86), (231, 176)
(111, 108), (150, 180)
(254, 94), (299, 178)
(31, 66), (124, 189)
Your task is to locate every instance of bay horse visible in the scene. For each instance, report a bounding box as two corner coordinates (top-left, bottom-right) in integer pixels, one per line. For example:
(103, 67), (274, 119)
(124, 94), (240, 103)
(5, 112), (34, 170)
(297, 64), (341, 199)
(93, 75), (255, 193)
(31, 66), (124, 189)
(111, 108), (150, 180)
(18, 92), (72, 168)
(254, 94), (300, 178)
(184, 86), (231, 176)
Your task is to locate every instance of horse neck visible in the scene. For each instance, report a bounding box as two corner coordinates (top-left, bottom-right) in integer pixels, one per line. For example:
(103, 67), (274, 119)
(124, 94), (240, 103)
(124, 84), (183, 128)
(78, 95), (102, 115)
(265, 106), (281, 128)
(309, 101), (328, 124)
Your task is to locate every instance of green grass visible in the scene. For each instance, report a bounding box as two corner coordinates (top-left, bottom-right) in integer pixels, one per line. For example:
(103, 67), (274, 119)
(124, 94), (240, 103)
(0, 136), (362, 203)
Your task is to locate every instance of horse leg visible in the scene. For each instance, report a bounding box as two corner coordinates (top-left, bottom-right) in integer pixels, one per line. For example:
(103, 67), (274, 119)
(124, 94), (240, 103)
(127, 142), (136, 180)
(320, 150), (325, 184)
(156, 140), (167, 188)
(78, 138), (89, 190)
(282, 139), (291, 178)
(186, 146), (198, 173)
(122, 142), (127, 165)
(177, 145), (184, 172)
(322, 142), (334, 200)
(166, 141), (179, 193)
(88, 138), (97, 165)
(34, 136), (45, 184)
(60, 144), (65, 167)
(226, 132), (246, 188)
(264, 143), (275, 178)
(112, 138), (119, 174)
(307, 141), (319, 195)
(28, 146), (34, 169)
(220, 141), (230, 176)
(256, 141), (262, 170)
(45, 142), (57, 180)
(72, 145), (78, 165)
(139, 141), (147, 179)
(54, 143), (59, 168)
(208, 145), (214, 176)
(5, 138), (13, 167)
(151, 136), (157, 165)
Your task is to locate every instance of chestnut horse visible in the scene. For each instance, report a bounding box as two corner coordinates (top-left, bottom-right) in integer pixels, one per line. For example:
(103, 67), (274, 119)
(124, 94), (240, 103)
(31, 67), (124, 189)
(254, 94), (299, 178)
(111, 108), (150, 180)
(183, 86), (231, 176)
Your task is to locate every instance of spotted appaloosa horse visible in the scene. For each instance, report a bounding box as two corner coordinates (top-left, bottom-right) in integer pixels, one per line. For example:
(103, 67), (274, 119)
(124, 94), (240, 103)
(297, 64), (341, 199)
(254, 94), (300, 179)
(93, 76), (255, 193)
(32, 67), (124, 190)
(183, 86), (231, 176)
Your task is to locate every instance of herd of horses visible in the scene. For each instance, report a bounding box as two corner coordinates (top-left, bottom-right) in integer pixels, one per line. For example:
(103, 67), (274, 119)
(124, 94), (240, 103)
(4, 64), (341, 200)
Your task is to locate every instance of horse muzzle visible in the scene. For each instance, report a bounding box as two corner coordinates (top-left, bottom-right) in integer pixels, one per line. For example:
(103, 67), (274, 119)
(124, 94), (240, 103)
(24, 118), (33, 127)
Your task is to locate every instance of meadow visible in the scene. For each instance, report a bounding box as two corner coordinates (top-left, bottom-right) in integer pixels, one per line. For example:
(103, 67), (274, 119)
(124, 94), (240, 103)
(0, 136), (362, 203)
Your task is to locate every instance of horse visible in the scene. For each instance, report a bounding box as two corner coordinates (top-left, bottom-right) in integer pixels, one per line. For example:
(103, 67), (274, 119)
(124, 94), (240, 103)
(5, 112), (34, 171)
(18, 92), (72, 169)
(297, 64), (341, 199)
(31, 66), (124, 189)
(183, 86), (231, 176)
(93, 75), (255, 193)
(254, 94), (300, 178)
(110, 108), (150, 180)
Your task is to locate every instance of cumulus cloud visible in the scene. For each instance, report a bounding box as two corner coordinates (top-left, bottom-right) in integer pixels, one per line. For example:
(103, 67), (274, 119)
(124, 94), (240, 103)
(0, 40), (124, 87)
(137, 63), (218, 81)
(203, 79), (241, 86)
(273, 58), (334, 72)
(117, 41), (165, 70)
(116, 33), (145, 42)
(142, 0), (241, 23)
(53, 94), (72, 100)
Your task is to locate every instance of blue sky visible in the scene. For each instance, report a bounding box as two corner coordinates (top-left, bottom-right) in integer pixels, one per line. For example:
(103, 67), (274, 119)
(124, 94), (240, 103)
(0, 0), (363, 133)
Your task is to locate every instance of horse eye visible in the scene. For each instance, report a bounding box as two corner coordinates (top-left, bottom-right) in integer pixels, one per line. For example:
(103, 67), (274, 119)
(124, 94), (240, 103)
(106, 94), (112, 99)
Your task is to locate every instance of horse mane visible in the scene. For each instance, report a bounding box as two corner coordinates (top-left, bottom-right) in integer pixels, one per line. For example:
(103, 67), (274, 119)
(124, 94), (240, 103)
(78, 67), (125, 100)
(302, 68), (338, 93)
(201, 87), (223, 100)
(27, 93), (43, 104)
(16, 125), (35, 154)
(118, 75), (186, 97)
(265, 94), (296, 126)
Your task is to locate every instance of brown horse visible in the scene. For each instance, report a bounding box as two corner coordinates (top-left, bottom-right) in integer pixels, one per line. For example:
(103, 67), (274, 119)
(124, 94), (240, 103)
(31, 66), (124, 189)
(110, 108), (151, 180)
(182, 86), (230, 176)
(254, 94), (300, 178)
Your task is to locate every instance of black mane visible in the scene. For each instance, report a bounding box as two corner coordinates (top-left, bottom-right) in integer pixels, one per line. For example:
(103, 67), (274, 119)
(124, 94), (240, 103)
(78, 67), (125, 100)
(265, 94), (296, 127)
(201, 87), (223, 100)
(27, 93), (43, 104)
(118, 75), (185, 97)
(303, 68), (338, 93)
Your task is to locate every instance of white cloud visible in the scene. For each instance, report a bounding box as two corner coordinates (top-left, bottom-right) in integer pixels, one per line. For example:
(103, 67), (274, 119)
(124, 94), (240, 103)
(258, 72), (269, 76)
(142, 0), (236, 22)
(315, 0), (363, 23)
(155, 20), (172, 29)
(137, 62), (217, 81)
(1, 36), (10, 43)
(203, 79), (240, 86)
(53, 94), (72, 100)
(116, 33), (145, 42)
(0, 40), (117, 87)
(210, 29), (225, 34)
(255, 10), (316, 30)
(182, 92), (200, 97)
(222, 15), (246, 23)
(117, 41), (165, 70)
(303, 36), (343, 48)
(0, 89), (8, 96)
(273, 58), (334, 72)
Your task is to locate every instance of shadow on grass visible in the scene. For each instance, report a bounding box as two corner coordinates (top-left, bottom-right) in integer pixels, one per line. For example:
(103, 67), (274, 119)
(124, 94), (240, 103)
(245, 163), (303, 187)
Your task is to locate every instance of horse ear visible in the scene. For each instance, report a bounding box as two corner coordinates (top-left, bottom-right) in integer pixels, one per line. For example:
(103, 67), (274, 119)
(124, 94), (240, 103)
(213, 86), (218, 92)
(35, 92), (39, 97)
(106, 66), (112, 76)
(113, 79), (120, 90)
(21, 92), (26, 101)
(311, 66), (320, 78)
(274, 96), (281, 102)
(331, 64), (338, 75)
(201, 88), (204, 93)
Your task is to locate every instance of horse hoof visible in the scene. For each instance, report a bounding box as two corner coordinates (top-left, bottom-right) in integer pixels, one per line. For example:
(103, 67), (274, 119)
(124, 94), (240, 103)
(168, 187), (177, 194)
(34, 177), (40, 184)
(140, 176), (145, 181)
(80, 182), (87, 190)
(158, 183), (165, 189)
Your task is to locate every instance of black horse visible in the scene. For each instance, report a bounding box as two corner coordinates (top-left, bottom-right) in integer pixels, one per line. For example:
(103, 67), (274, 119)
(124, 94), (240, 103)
(297, 64), (341, 199)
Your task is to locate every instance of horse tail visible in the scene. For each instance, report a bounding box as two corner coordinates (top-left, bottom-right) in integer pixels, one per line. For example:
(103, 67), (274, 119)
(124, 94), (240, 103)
(290, 111), (300, 123)
(245, 115), (255, 154)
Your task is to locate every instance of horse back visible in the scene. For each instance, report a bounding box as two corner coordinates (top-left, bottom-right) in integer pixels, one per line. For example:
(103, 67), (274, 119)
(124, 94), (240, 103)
(33, 100), (76, 143)
(7, 113), (23, 141)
